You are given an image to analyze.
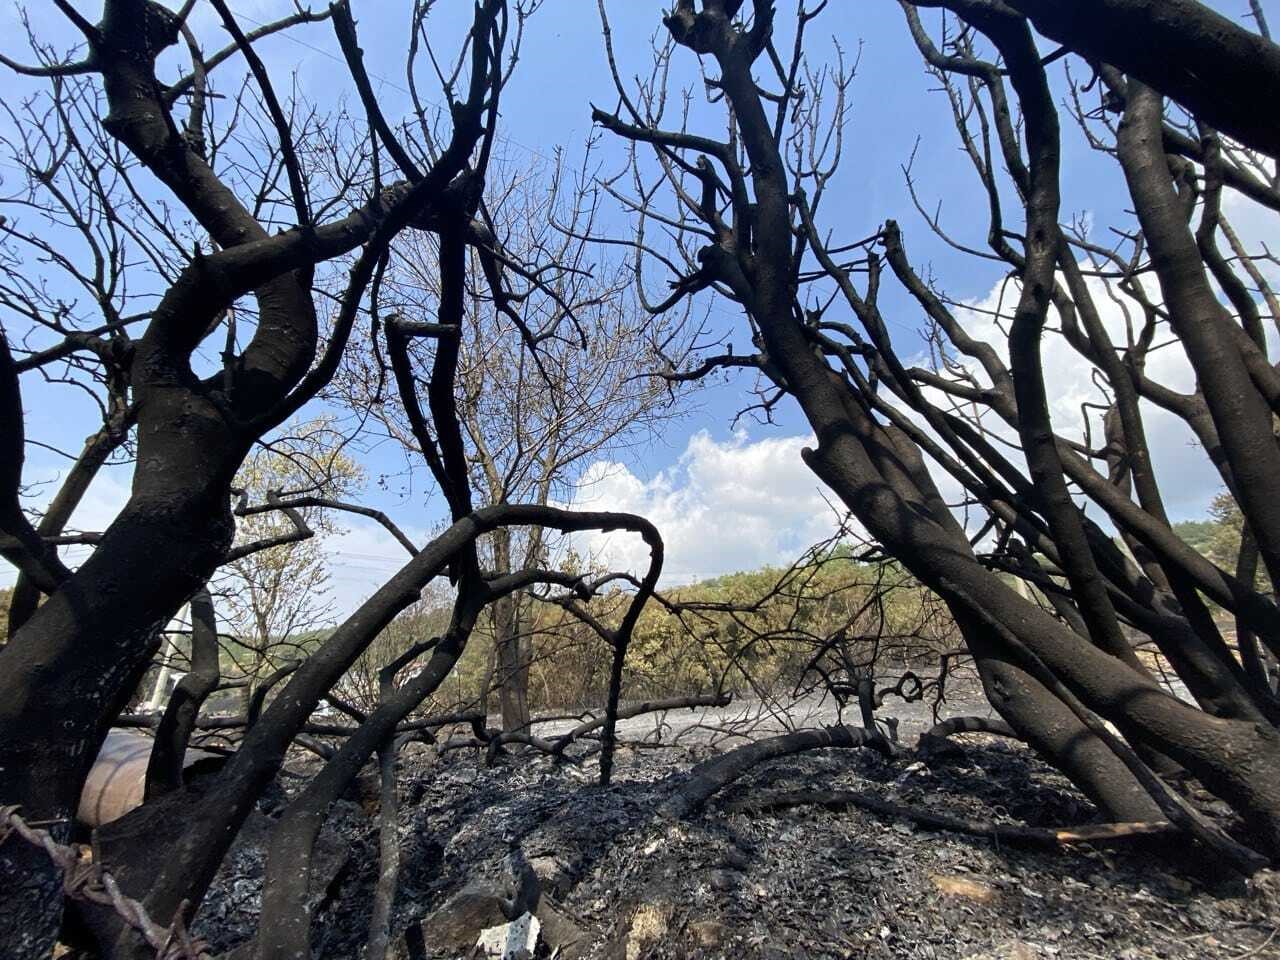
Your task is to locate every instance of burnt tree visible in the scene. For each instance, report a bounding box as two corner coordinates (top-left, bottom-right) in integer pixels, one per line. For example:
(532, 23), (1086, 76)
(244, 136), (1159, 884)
(593, 0), (1280, 867)
(0, 3), (662, 957)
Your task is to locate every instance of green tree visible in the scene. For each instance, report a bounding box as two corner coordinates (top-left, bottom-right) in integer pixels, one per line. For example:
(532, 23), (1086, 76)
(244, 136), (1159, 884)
(218, 419), (365, 704)
(1172, 519), (1218, 556)
(1206, 491), (1246, 570)
(0, 586), (11, 644)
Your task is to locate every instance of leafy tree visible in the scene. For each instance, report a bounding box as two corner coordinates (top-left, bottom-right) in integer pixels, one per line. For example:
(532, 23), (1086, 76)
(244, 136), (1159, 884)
(219, 419), (364, 703)
(1174, 494), (1267, 591)
(1173, 519), (1219, 556)
(0, 585), (11, 643)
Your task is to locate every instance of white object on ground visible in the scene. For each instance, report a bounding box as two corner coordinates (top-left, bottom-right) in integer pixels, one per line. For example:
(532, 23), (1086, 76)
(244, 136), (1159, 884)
(476, 911), (541, 959)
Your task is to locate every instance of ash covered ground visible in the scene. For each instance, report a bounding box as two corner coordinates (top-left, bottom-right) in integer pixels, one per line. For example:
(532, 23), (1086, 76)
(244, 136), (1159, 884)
(194, 694), (1280, 960)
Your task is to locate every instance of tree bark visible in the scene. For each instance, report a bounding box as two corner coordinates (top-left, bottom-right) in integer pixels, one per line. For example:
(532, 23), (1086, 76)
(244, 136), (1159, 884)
(491, 526), (532, 734)
(723, 6), (1280, 849)
(924, 0), (1280, 158)
(0, 415), (240, 954)
(146, 588), (221, 799)
(1117, 82), (1280, 594)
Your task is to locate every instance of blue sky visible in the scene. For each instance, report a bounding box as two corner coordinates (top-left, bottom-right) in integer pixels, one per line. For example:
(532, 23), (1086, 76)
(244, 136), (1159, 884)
(3, 0), (1276, 612)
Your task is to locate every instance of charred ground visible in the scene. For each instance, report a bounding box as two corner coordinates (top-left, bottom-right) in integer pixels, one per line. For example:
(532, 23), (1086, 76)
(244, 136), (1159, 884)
(183, 713), (1280, 960)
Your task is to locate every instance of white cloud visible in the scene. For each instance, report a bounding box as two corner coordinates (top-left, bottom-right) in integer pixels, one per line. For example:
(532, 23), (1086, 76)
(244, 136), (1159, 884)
(918, 191), (1280, 525)
(566, 430), (846, 586)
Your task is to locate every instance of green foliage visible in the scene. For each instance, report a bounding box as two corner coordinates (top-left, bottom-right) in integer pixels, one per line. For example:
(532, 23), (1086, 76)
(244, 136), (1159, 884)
(1175, 493), (1261, 582)
(519, 553), (956, 712)
(337, 499), (1268, 720)
(0, 585), (10, 643)
(1172, 519), (1218, 556)
(1205, 491), (1245, 570)
(326, 552), (958, 720)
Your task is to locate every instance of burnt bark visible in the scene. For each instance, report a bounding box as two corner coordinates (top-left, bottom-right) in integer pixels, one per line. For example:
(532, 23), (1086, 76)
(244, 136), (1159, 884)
(491, 526), (532, 734)
(1003, 0), (1280, 159)
(145, 587), (222, 799)
(1117, 85), (1280, 589)
(727, 788), (1175, 848)
(597, 0), (1280, 858)
(664, 725), (897, 820)
(0, 2), (505, 950)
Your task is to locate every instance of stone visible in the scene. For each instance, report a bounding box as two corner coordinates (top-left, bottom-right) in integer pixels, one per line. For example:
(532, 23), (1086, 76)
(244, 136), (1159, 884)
(931, 873), (1000, 903)
(529, 853), (574, 897)
(417, 884), (509, 953)
(476, 912), (541, 960)
(687, 919), (726, 948)
(535, 898), (589, 959)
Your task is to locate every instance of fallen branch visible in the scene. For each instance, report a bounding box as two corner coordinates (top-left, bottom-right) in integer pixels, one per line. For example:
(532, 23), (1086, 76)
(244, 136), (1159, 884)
(559, 692), (731, 748)
(663, 725), (897, 819)
(917, 716), (1021, 756)
(921, 716), (1020, 740)
(724, 789), (1176, 848)
(484, 693), (734, 759)
(115, 711), (486, 740)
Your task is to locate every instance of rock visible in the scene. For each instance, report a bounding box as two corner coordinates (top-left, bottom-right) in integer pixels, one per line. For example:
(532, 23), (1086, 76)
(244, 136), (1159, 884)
(417, 884), (509, 953)
(535, 898), (589, 959)
(476, 912), (540, 960)
(623, 900), (672, 960)
(529, 853), (574, 897)
(931, 873), (999, 903)
(721, 846), (751, 870)
(687, 919), (726, 948)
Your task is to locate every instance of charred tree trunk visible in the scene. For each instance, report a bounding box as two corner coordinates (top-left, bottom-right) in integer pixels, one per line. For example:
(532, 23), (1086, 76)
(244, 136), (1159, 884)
(491, 526), (532, 734)
(958, 612), (1162, 821)
(599, 0), (1280, 856)
(145, 587), (222, 799)
(0, 404), (243, 953)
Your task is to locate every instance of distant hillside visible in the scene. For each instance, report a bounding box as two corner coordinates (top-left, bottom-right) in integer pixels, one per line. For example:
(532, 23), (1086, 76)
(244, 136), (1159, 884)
(1172, 519), (1218, 555)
